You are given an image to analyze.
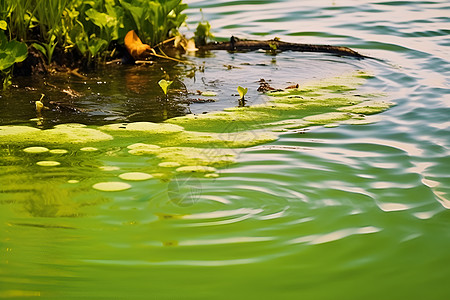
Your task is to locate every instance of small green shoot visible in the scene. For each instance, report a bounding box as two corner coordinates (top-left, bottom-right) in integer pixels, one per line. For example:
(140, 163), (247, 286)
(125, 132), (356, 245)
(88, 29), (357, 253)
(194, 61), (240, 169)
(158, 79), (173, 96)
(237, 86), (248, 100)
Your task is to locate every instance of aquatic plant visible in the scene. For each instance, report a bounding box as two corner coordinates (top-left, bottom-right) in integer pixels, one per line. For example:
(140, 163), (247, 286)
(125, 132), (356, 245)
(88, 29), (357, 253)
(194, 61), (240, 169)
(0, 0), (189, 69)
(237, 86), (248, 100)
(32, 35), (57, 66)
(158, 79), (173, 97)
(120, 0), (187, 46)
(194, 21), (213, 46)
(0, 27), (27, 89)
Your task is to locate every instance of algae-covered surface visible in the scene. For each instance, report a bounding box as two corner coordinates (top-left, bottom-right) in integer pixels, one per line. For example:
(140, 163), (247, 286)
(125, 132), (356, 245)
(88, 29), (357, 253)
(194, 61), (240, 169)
(0, 70), (392, 218)
(0, 70), (391, 177)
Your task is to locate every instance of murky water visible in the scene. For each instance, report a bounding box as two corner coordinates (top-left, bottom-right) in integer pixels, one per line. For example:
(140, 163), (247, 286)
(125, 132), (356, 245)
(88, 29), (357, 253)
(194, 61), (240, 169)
(1, 0), (449, 299)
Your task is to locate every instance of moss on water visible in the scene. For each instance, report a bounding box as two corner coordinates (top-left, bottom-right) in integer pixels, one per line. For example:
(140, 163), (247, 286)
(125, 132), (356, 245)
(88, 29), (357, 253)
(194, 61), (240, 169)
(0, 124), (113, 145)
(23, 146), (49, 153)
(303, 112), (354, 124)
(165, 71), (388, 135)
(99, 122), (184, 135)
(129, 145), (236, 167)
(337, 100), (393, 114)
(1, 71), (392, 185)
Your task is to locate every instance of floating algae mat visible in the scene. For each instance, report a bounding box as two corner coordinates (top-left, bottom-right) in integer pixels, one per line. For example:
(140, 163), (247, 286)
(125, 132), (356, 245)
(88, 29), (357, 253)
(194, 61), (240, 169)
(0, 70), (392, 212)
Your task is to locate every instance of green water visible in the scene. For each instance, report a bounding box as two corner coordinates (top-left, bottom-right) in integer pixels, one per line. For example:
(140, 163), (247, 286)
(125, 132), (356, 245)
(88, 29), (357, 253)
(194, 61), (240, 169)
(1, 0), (449, 299)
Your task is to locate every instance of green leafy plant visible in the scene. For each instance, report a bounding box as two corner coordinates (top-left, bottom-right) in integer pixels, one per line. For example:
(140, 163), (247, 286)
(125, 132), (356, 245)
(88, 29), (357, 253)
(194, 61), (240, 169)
(32, 34), (57, 65)
(0, 29), (27, 89)
(0, 0), (189, 70)
(120, 0), (187, 46)
(237, 86), (248, 100)
(158, 79), (173, 96)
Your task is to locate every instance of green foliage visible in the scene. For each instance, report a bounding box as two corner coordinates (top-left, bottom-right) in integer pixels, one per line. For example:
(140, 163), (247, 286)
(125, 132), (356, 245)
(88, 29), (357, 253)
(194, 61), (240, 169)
(1, 0), (188, 63)
(194, 9), (213, 46)
(194, 21), (213, 46)
(120, 0), (187, 46)
(32, 35), (57, 65)
(0, 28), (27, 89)
(0, 0), (189, 88)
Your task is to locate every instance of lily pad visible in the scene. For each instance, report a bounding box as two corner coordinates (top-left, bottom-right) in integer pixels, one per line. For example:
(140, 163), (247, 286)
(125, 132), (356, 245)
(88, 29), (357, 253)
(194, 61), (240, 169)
(92, 181), (132, 192)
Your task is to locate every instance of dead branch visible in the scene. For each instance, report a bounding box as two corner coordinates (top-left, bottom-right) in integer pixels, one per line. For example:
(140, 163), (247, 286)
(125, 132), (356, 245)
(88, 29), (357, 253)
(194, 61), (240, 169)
(198, 36), (368, 59)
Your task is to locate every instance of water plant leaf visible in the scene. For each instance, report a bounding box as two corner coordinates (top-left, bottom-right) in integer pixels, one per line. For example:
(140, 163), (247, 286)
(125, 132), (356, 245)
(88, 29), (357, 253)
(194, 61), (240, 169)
(237, 86), (248, 99)
(0, 39), (28, 70)
(87, 35), (108, 57)
(0, 20), (7, 31)
(194, 20), (213, 46)
(32, 43), (47, 57)
(158, 79), (173, 95)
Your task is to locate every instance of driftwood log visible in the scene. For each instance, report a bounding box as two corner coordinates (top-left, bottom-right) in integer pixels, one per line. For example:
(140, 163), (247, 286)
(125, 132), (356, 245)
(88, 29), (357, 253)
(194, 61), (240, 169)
(198, 36), (367, 59)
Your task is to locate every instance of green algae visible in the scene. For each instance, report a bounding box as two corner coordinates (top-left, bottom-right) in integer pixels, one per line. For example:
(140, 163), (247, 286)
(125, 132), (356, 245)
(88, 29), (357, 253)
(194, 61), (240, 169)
(118, 172), (153, 181)
(303, 112), (354, 124)
(36, 160), (61, 167)
(49, 149), (68, 154)
(92, 182), (132, 192)
(159, 162), (181, 168)
(176, 166), (217, 173)
(0, 124), (113, 145)
(99, 166), (121, 171)
(80, 147), (99, 152)
(0, 70), (396, 213)
(1, 71), (392, 188)
(337, 100), (393, 114)
(165, 71), (389, 135)
(23, 146), (49, 153)
(99, 122), (184, 135)
(128, 145), (236, 168)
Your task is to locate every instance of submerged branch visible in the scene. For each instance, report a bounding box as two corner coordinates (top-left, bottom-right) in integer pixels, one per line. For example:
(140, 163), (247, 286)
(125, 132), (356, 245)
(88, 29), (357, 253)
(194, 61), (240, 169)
(199, 37), (368, 59)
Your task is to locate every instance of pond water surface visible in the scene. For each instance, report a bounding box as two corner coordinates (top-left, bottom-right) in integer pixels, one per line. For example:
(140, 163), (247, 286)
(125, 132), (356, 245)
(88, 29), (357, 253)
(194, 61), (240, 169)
(1, 0), (449, 299)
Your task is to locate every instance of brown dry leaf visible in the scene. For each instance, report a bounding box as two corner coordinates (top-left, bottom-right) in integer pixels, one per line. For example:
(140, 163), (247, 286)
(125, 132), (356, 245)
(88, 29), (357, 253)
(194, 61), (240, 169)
(124, 30), (153, 60)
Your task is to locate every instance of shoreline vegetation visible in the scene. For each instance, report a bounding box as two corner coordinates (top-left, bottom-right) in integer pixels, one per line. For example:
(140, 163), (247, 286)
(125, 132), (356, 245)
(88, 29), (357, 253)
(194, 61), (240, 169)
(0, 0), (368, 91)
(0, 0), (192, 89)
